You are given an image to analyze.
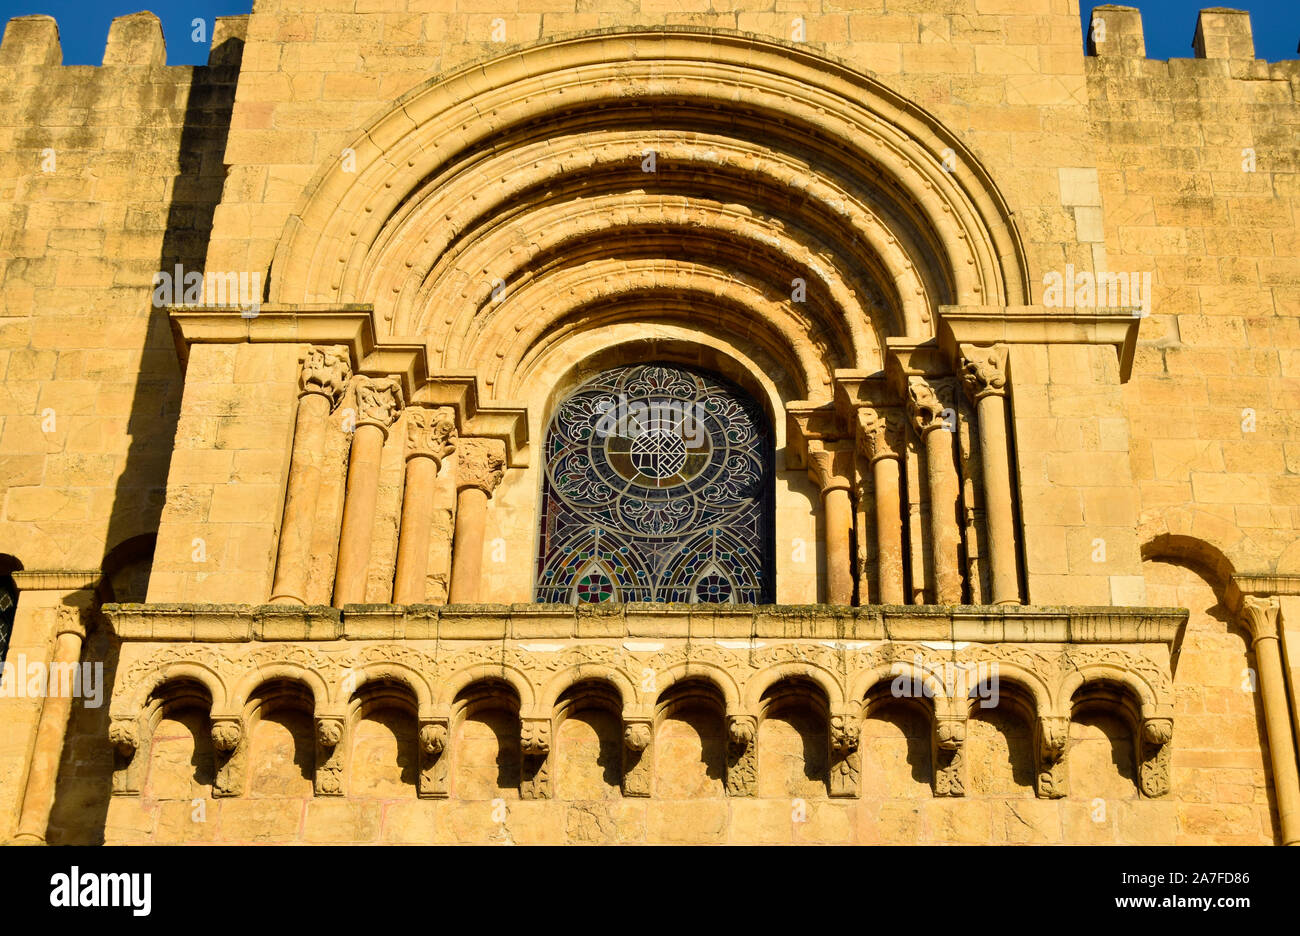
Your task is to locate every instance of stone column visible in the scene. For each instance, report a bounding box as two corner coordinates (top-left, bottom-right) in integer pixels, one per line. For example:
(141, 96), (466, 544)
(13, 606), (87, 844)
(393, 407), (457, 604)
(806, 442), (855, 606)
(908, 377), (964, 605)
(858, 408), (906, 604)
(1241, 597), (1300, 845)
(960, 345), (1019, 606)
(270, 346), (350, 605)
(449, 438), (506, 604)
(333, 376), (403, 607)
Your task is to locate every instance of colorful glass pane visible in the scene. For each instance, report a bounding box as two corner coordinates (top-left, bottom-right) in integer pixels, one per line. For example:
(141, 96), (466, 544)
(536, 363), (773, 604)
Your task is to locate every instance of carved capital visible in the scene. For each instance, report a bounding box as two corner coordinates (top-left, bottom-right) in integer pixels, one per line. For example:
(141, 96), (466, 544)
(406, 406), (457, 465)
(624, 721), (652, 752)
(959, 344), (1008, 402)
(805, 441), (854, 494)
(210, 718), (242, 752)
(300, 346), (351, 408)
(1241, 595), (1281, 643)
(521, 717), (551, 756)
(108, 720), (138, 757)
(1142, 717), (1173, 746)
(935, 715), (966, 751)
(54, 605), (88, 640)
(856, 407), (905, 463)
(907, 377), (956, 436)
(1038, 716), (1069, 764)
(457, 438), (507, 495)
(316, 717), (344, 749)
(354, 376), (404, 435)
(830, 713), (860, 754)
(419, 722), (448, 755)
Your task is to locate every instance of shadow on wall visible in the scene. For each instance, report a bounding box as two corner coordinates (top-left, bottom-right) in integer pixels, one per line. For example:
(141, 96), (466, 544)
(44, 33), (244, 845)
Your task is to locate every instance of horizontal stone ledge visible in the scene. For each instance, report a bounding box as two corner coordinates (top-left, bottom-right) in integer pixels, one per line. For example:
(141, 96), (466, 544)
(103, 602), (1187, 645)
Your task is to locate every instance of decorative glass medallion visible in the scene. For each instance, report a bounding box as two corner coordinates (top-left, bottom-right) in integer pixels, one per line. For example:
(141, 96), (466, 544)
(536, 363), (773, 604)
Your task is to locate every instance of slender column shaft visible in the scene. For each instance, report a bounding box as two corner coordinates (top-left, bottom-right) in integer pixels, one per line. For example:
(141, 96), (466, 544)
(13, 612), (85, 844)
(450, 486), (489, 603)
(334, 422), (386, 607)
(270, 391), (331, 604)
(923, 426), (964, 605)
(823, 485), (853, 606)
(448, 438), (506, 604)
(873, 455), (905, 604)
(393, 454), (438, 604)
(975, 392), (1018, 605)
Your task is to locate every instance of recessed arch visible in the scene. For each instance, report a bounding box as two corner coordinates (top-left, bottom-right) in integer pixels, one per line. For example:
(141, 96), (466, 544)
(270, 29), (1030, 401)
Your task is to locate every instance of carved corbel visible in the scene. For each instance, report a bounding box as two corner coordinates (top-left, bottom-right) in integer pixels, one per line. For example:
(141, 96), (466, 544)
(314, 716), (346, 796)
(108, 718), (144, 796)
(210, 716), (247, 798)
(725, 714), (758, 797)
(829, 711), (861, 798)
(1035, 715), (1070, 799)
(932, 715), (966, 797)
(622, 719), (654, 798)
(1139, 717), (1173, 798)
(418, 719), (450, 798)
(520, 717), (551, 800)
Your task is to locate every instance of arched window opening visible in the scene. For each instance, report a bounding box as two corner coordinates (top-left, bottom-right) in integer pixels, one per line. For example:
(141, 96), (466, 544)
(536, 363), (774, 604)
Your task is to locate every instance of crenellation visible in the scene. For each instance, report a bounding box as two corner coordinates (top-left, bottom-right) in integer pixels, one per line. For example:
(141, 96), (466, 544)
(0, 14), (61, 68)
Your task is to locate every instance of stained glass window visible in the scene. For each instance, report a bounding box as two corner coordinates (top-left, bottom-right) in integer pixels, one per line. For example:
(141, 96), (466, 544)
(536, 363), (774, 604)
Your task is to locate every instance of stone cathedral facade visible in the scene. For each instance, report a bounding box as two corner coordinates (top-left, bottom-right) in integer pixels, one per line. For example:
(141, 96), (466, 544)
(0, 0), (1298, 846)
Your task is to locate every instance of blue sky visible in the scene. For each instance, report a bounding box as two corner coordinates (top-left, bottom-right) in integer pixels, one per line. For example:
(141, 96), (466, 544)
(0, 0), (1295, 66)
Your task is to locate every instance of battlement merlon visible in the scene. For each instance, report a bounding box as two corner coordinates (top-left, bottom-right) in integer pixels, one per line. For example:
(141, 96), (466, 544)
(0, 10), (248, 70)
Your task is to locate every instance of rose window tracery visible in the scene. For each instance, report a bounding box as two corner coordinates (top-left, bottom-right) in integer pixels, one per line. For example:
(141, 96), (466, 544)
(536, 363), (773, 604)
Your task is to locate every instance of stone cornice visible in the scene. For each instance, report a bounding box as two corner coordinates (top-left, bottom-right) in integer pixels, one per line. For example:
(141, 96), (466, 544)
(167, 305), (528, 466)
(935, 305), (1141, 383)
(104, 603), (1186, 645)
(10, 570), (101, 592)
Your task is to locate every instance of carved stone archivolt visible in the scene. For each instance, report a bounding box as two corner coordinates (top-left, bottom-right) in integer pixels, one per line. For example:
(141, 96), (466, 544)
(107, 625), (1177, 801)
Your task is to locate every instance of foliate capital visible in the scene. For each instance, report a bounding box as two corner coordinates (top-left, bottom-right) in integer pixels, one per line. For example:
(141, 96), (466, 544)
(354, 376), (404, 435)
(856, 407), (905, 462)
(521, 718), (551, 756)
(406, 406), (457, 465)
(300, 346), (351, 408)
(959, 344), (1008, 402)
(907, 377), (956, 436)
(456, 438), (507, 494)
(805, 441), (854, 494)
(1241, 595), (1281, 643)
(1038, 716), (1069, 763)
